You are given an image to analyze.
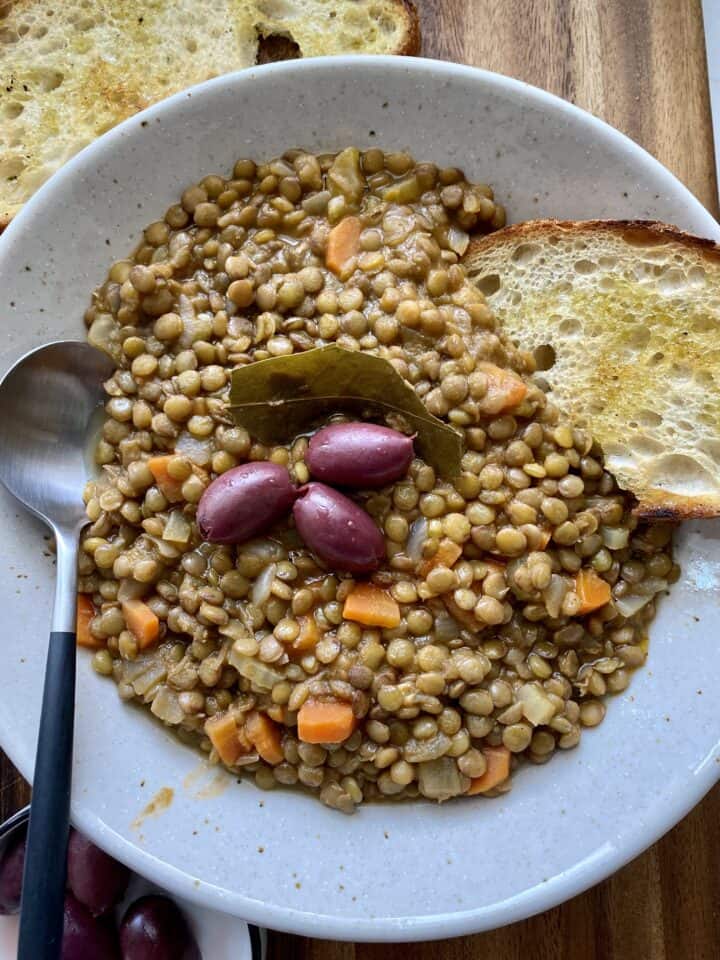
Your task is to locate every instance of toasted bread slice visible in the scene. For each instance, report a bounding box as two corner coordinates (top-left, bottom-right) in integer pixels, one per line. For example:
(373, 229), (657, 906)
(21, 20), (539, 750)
(464, 219), (720, 519)
(0, 0), (420, 227)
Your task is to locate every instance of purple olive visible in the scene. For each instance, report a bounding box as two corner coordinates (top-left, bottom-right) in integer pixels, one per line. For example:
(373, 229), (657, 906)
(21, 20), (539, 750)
(307, 423), (414, 488)
(197, 462), (297, 544)
(66, 828), (131, 916)
(0, 833), (25, 915)
(120, 895), (201, 960)
(62, 893), (120, 960)
(293, 482), (385, 573)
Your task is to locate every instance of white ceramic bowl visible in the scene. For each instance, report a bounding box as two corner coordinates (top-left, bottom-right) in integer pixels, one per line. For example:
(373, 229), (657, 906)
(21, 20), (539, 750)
(0, 56), (718, 942)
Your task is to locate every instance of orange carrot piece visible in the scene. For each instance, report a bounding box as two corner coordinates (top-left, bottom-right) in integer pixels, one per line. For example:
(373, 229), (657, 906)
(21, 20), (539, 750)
(245, 711), (284, 765)
(121, 599), (160, 650)
(147, 455), (184, 503)
(420, 538), (462, 578)
(297, 699), (357, 744)
(76, 594), (102, 649)
(205, 713), (249, 766)
(467, 746), (511, 795)
(343, 582), (401, 628)
(326, 216), (362, 276)
(475, 362), (528, 416)
(293, 615), (321, 653)
(575, 568), (612, 615)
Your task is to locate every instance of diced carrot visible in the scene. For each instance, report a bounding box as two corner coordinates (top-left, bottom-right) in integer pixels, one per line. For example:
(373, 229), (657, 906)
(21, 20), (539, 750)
(76, 594), (102, 649)
(343, 582), (401, 628)
(326, 216), (362, 276)
(147, 455), (184, 502)
(467, 745), (511, 795)
(121, 599), (160, 650)
(575, 568), (612, 615)
(205, 713), (249, 766)
(419, 538), (463, 578)
(293, 615), (321, 653)
(245, 711), (284, 765)
(475, 362), (528, 416)
(298, 699), (357, 744)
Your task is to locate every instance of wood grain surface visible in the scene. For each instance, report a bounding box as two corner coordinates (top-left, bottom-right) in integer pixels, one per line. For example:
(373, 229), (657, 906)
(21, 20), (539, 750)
(2, 1), (718, 957)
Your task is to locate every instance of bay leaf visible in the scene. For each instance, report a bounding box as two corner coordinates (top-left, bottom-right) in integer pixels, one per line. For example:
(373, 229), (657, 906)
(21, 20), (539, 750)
(229, 345), (464, 478)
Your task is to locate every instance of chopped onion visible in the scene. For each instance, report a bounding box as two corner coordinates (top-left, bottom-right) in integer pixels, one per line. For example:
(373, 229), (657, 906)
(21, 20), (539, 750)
(614, 593), (654, 618)
(219, 619), (252, 642)
(251, 562), (277, 607)
(117, 578), (148, 602)
(132, 661), (168, 698)
(163, 510), (191, 545)
(543, 574), (569, 619)
(151, 686), (184, 725)
(405, 517), (428, 565)
(146, 535), (180, 561)
(418, 758), (463, 801)
(518, 683), (555, 726)
(448, 225), (470, 256)
(119, 652), (159, 683)
(403, 732), (451, 763)
(602, 526), (629, 550)
(88, 313), (123, 362)
(228, 650), (282, 691)
(175, 431), (213, 466)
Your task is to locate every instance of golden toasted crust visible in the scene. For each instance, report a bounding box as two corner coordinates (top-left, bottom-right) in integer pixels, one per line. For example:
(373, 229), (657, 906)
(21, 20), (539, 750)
(395, 0), (421, 55)
(464, 219), (720, 519)
(466, 218), (720, 265)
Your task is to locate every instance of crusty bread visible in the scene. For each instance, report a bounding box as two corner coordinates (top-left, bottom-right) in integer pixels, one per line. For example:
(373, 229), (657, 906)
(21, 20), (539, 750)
(464, 220), (720, 519)
(0, 0), (419, 227)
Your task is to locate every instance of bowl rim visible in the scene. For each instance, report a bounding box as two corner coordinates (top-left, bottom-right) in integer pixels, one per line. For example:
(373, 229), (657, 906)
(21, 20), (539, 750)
(1, 54), (719, 942)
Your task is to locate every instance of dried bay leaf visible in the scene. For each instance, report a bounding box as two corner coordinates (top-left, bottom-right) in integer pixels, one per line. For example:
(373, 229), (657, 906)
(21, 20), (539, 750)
(229, 345), (463, 478)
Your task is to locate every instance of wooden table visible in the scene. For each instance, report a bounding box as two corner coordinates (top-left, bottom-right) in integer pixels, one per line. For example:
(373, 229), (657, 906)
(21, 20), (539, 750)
(2, 0), (718, 956)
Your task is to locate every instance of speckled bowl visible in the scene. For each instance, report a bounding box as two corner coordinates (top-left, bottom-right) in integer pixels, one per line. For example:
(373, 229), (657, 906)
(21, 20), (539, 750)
(0, 56), (718, 942)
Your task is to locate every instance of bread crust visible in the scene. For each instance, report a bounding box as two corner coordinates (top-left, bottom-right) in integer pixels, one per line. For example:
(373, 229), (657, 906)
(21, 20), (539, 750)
(466, 218), (720, 265)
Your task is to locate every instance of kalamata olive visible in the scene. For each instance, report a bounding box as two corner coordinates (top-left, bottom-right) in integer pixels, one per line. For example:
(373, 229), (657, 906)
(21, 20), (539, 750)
(66, 828), (131, 916)
(307, 423), (414, 488)
(293, 482), (385, 573)
(120, 895), (201, 960)
(0, 833), (25, 915)
(62, 893), (119, 960)
(197, 462), (297, 543)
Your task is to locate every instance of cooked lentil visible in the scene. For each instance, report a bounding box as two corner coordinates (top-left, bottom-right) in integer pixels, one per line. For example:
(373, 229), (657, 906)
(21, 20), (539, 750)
(81, 147), (674, 813)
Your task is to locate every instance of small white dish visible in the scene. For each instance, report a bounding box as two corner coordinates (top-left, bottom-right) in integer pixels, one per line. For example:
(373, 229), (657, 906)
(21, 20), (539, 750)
(0, 55), (718, 941)
(0, 807), (266, 960)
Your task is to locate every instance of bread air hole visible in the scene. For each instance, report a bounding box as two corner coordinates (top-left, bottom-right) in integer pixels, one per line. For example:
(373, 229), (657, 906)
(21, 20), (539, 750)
(649, 454), (719, 494)
(475, 273), (501, 296)
(511, 243), (540, 266)
(574, 259), (597, 274)
(533, 343), (556, 370)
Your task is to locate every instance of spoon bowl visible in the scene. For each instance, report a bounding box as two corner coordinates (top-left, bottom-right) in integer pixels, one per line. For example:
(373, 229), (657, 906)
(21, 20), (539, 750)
(0, 340), (114, 531)
(0, 339), (113, 959)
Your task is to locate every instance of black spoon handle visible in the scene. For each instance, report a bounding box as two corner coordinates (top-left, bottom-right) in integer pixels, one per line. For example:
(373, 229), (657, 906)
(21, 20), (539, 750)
(18, 532), (78, 960)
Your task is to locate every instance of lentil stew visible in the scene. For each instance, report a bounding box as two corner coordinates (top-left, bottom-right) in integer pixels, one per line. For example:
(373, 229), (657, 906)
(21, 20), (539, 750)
(80, 148), (676, 813)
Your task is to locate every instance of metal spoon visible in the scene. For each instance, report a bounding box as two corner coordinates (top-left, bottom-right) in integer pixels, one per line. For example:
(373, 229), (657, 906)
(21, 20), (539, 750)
(0, 340), (114, 959)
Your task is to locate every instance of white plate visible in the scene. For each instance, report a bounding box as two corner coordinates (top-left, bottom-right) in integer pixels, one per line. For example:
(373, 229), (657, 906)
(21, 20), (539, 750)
(0, 56), (718, 942)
